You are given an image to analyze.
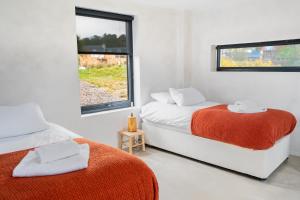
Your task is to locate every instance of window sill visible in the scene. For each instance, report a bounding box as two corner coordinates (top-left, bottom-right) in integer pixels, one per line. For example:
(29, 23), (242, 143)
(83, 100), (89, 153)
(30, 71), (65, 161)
(81, 106), (136, 118)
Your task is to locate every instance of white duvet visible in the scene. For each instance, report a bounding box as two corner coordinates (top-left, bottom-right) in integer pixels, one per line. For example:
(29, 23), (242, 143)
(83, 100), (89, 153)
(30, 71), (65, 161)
(140, 101), (219, 132)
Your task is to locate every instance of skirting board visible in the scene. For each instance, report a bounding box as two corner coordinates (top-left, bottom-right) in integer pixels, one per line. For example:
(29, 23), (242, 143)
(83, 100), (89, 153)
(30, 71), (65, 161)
(142, 122), (290, 179)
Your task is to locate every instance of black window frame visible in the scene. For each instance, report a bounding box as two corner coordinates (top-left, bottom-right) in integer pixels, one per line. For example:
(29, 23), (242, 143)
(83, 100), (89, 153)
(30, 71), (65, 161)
(216, 39), (300, 72)
(76, 7), (134, 114)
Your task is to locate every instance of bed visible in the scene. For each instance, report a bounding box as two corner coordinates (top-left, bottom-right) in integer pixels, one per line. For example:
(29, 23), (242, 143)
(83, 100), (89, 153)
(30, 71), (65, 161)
(141, 101), (295, 179)
(0, 123), (158, 200)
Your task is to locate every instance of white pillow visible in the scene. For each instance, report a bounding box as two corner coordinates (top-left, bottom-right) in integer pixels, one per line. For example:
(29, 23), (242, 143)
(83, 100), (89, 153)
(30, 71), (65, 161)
(0, 103), (49, 139)
(151, 92), (175, 104)
(169, 88), (206, 106)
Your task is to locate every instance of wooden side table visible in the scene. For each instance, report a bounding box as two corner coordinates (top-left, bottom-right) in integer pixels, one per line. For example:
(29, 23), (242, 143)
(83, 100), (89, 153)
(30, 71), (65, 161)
(118, 129), (146, 154)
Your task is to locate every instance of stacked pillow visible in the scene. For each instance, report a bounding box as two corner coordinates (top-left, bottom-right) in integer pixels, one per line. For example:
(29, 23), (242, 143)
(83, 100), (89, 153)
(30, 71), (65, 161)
(0, 103), (49, 139)
(150, 87), (206, 106)
(150, 92), (175, 104)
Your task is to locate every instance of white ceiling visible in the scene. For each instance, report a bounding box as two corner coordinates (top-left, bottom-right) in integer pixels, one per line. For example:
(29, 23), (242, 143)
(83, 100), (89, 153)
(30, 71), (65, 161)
(126, 0), (249, 10)
(126, 0), (290, 11)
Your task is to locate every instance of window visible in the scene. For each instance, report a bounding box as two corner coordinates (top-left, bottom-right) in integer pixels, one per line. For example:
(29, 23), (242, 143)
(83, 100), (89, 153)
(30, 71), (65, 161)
(216, 39), (300, 72)
(76, 8), (134, 114)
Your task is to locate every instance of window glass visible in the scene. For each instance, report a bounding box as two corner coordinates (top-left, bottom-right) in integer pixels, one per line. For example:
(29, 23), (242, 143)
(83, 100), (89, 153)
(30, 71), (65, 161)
(78, 54), (128, 106)
(220, 45), (300, 68)
(76, 16), (127, 53)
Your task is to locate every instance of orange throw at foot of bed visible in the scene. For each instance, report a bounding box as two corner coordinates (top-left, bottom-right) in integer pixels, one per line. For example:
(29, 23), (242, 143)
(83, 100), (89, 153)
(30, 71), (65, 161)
(0, 138), (158, 200)
(191, 105), (297, 150)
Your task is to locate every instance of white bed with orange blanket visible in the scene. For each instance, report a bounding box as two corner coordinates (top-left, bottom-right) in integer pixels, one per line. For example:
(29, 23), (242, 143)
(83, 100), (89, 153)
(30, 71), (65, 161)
(141, 101), (295, 179)
(0, 103), (158, 200)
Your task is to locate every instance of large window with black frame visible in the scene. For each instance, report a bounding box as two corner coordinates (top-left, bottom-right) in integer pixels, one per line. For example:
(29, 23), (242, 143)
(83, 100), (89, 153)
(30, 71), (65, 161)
(76, 8), (134, 114)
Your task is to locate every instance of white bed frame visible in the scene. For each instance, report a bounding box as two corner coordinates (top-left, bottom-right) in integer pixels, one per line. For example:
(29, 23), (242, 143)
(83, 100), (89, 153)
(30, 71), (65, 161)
(142, 121), (290, 179)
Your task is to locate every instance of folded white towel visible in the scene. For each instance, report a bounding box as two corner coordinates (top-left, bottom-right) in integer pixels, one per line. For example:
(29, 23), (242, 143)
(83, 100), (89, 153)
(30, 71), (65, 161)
(36, 140), (80, 163)
(13, 144), (89, 177)
(228, 100), (267, 113)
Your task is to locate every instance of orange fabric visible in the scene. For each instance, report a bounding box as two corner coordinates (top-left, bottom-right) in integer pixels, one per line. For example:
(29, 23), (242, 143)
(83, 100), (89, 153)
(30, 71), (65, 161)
(0, 138), (158, 200)
(191, 105), (297, 150)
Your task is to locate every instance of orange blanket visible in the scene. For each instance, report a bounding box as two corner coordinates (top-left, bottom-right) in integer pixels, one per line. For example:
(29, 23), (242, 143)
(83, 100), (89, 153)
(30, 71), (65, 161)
(191, 105), (297, 150)
(0, 138), (158, 200)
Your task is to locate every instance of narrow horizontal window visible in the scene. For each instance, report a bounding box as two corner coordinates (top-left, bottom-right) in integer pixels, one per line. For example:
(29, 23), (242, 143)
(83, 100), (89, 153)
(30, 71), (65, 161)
(216, 39), (300, 72)
(76, 8), (134, 114)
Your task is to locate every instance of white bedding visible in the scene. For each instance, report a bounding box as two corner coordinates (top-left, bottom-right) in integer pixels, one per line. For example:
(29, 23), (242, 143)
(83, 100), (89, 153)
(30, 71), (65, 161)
(140, 101), (219, 132)
(0, 123), (81, 155)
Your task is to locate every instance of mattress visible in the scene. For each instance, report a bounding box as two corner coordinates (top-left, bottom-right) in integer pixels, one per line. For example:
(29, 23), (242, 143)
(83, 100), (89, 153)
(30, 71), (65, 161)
(140, 101), (219, 132)
(143, 120), (191, 134)
(0, 123), (81, 154)
(142, 121), (291, 179)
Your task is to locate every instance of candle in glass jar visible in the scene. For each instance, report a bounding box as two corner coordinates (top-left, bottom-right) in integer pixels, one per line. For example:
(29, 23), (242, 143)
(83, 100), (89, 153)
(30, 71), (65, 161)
(128, 113), (137, 132)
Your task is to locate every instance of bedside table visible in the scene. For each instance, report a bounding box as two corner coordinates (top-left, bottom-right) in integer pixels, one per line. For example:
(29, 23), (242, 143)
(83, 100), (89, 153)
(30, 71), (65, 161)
(118, 129), (146, 154)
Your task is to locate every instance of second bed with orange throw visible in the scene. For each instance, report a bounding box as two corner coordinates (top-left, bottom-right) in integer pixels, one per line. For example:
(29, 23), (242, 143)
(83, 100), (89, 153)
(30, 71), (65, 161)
(0, 138), (158, 200)
(141, 101), (297, 178)
(191, 105), (297, 150)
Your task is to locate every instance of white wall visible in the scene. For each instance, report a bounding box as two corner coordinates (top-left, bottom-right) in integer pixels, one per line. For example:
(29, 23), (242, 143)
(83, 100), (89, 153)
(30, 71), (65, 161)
(0, 0), (184, 146)
(187, 0), (300, 156)
(1, 0), (299, 156)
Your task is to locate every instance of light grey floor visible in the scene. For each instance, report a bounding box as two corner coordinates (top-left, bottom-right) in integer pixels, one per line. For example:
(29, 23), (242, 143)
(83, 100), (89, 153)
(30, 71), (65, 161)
(136, 147), (300, 200)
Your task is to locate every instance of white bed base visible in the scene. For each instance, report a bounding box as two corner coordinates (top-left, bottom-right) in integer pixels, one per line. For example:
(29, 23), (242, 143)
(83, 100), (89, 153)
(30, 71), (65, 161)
(142, 122), (290, 179)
